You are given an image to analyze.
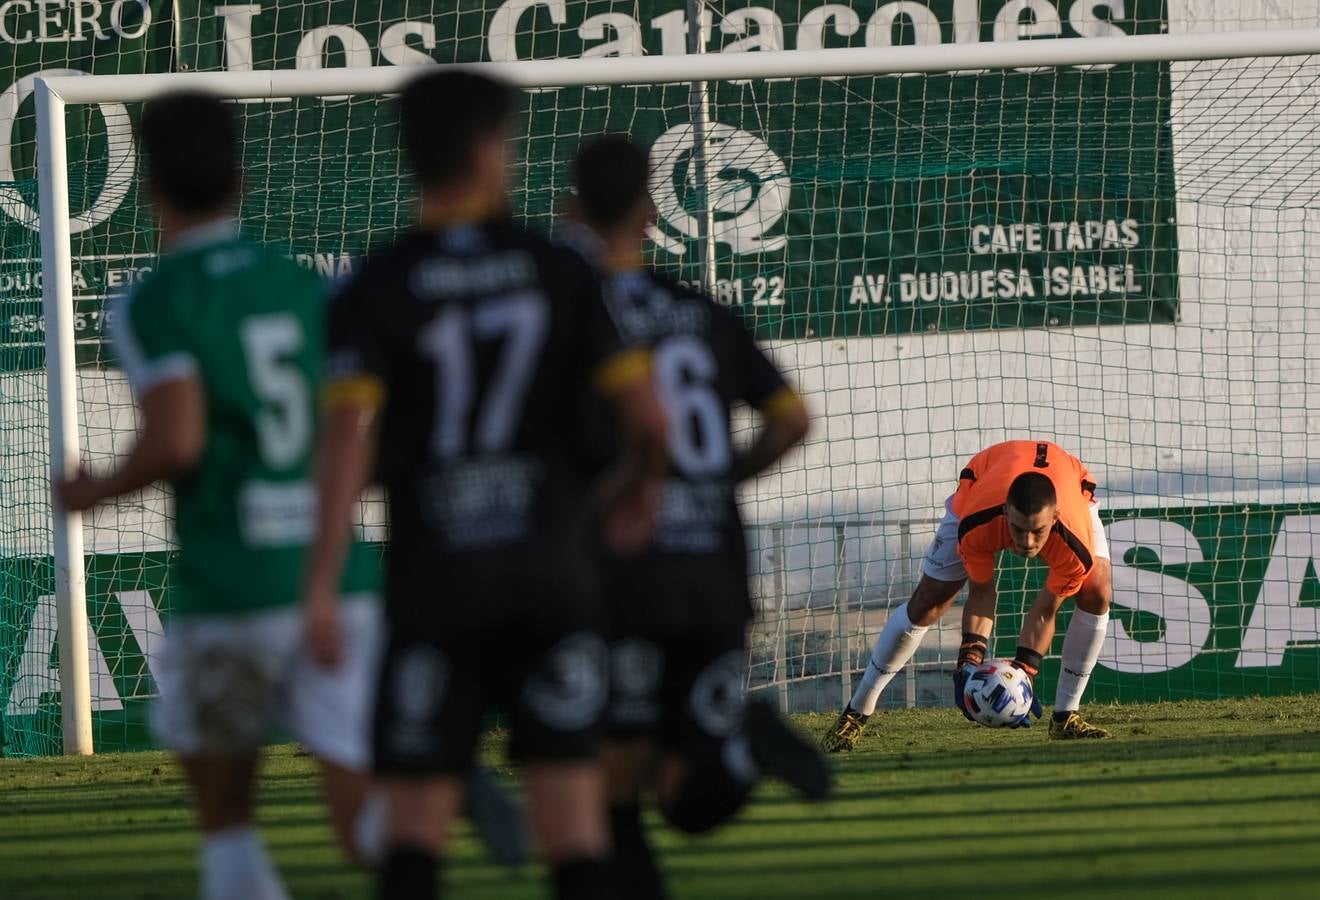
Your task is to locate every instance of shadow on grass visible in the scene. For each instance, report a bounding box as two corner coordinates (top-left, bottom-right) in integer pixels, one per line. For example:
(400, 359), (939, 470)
(0, 814), (501, 852)
(658, 827), (1320, 866)
(837, 729), (1320, 774)
(673, 814), (1320, 843)
(0, 781), (323, 817)
(665, 855), (1320, 892)
(663, 863), (1320, 900)
(810, 767), (1320, 807)
(746, 787), (1320, 826)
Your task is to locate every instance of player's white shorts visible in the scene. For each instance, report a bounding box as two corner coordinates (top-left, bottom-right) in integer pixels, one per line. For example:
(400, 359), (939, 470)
(920, 496), (1111, 583)
(151, 594), (381, 770)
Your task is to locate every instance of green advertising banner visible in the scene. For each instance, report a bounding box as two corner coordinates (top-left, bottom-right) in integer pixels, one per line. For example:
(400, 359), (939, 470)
(0, 0), (1179, 368)
(4, 504), (1319, 754)
(997, 505), (1320, 705)
(0, 0), (175, 369)
(1, 550), (169, 756)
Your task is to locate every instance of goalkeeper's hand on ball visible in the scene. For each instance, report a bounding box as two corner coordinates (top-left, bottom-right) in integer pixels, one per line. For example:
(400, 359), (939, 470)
(1007, 677), (1044, 728)
(952, 664), (977, 723)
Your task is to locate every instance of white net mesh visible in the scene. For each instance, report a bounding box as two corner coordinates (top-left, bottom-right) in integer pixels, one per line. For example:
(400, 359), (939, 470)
(4, 2), (1320, 754)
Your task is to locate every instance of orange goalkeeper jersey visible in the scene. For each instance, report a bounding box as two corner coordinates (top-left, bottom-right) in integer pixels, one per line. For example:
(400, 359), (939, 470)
(951, 440), (1098, 597)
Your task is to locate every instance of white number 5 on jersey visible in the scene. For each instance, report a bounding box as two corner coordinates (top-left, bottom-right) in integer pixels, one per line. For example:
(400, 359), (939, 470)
(239, 314), (312, 470)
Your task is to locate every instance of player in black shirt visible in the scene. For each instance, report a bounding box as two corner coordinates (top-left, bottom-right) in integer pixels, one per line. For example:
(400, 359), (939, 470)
(566, 136), (831, 898)
(302, 73), (667, 900)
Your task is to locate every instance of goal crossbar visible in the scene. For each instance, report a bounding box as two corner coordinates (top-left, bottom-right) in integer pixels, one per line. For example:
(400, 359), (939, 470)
(35, 27), (1320, 103)
(33, 25), (1320, 754)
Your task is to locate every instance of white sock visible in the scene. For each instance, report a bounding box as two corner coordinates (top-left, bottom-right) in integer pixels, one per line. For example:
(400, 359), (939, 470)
(849, 603), (930, 716)
(1054, 609), (1110, 712)
(351, 791), (387, 865)
(200, 826), (289, 900)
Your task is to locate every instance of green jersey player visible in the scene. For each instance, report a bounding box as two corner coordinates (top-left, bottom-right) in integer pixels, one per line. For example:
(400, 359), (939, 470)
(57, 92), (382, 900)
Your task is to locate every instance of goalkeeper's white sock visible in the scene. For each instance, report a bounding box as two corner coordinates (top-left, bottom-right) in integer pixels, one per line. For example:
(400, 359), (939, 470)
(200, 825), (289, 900)
(1054, 609), (1110, 712)
(848, 602), (929, 716)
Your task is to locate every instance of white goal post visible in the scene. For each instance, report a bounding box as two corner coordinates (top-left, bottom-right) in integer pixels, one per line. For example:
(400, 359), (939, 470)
(35, 27), (1320, 754)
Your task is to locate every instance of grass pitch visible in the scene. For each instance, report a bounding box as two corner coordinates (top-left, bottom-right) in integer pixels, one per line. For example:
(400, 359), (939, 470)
(2, 695), (1319, 899)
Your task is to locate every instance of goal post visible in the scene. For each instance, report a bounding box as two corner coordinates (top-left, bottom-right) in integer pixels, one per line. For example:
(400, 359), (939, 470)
(29, 28), (1320, 755)
(35, 77), (92, 756)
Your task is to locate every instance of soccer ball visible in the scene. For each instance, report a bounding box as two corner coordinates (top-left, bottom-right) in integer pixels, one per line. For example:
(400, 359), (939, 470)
(961, 659), (1036, 728)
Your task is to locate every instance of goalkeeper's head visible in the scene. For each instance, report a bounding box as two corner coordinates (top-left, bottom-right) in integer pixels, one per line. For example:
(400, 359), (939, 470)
(139, 92), (240, 219)
(570, 134), (652, 240)
(1004, 472), (1059, 559)
(399, 69), (517, 214)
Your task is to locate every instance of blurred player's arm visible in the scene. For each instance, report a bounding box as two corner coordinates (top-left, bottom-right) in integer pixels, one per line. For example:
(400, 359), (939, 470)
(593, 349), (668, 552)
(58, 284), (205, 512)
(582, 259), (668, 550)
(306, 379), (380, 589)
(730, 387), (810, 483)
(304, 274), (386, 666)
(724, 310), (810, 483)
(304, 378), (380, 667)
(598, 347), (668, 451)
(58, 376), (206, 511)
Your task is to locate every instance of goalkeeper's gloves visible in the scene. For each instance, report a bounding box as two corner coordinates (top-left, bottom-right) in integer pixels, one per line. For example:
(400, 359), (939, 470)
(1006, 650), (1045, 728)
(952, 664), (976, 723)
(952, 632), (990, 724)
(1006, 677), (1044, 728)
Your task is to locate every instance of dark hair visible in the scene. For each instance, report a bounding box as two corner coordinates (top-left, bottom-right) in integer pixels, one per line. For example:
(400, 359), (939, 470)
(572, 135), (650, 228)
(399, 70), (516, 186)
(139, 92), (239, 213)
(1006, 472), (1058, 517)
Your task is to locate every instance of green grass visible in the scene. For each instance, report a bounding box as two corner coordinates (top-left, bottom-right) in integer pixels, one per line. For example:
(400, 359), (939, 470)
(3, 696), (1320, 899)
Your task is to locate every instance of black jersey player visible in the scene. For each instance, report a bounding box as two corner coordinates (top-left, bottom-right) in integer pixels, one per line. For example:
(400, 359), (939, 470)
(302, 74), (667, 900)
(565, 135), (831, 898)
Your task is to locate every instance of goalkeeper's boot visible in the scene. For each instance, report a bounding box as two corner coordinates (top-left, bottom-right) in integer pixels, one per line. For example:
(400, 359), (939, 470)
(465, 765), (532, 867)
(746, 698), (833, 802)
(1048, 710), (1112, 740)
(820, 706), (869, 753)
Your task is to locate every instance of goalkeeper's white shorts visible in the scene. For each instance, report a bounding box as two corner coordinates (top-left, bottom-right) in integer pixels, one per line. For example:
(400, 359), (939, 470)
(920, 496), (1111, 583)
(151, 594), (381, 770)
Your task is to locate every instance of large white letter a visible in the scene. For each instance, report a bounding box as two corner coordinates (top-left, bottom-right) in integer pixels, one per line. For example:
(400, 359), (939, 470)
(1238, 515), (1320, 668)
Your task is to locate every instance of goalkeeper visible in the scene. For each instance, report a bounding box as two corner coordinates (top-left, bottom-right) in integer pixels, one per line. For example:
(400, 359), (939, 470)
(822, 440), (1113, 751)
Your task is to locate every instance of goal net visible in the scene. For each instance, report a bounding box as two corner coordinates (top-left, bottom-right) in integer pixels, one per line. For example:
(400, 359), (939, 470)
(5, 20), (1320, 754)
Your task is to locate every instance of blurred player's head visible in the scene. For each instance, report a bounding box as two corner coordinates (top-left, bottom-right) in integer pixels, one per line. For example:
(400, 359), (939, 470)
(1004, 472), (1058, 558)
(139, 92), (239, 221)
(571, 135), (652, 237)
(399, 70), (516, 211)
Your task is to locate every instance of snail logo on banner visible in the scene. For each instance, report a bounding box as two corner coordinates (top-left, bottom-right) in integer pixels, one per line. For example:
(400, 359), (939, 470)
(647, 122), (790, 257)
